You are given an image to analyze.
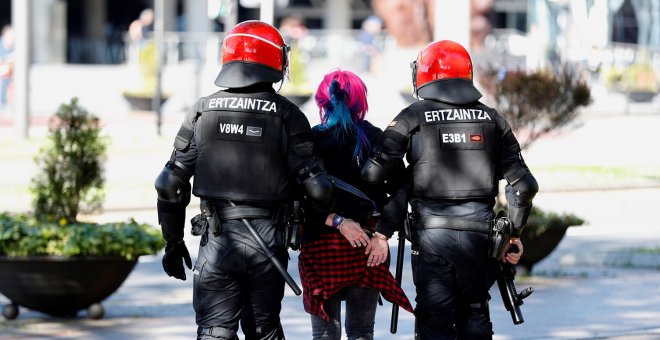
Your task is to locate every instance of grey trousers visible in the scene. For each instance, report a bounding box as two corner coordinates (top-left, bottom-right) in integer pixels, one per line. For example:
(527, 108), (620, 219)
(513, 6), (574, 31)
(310, 285), (379, 340)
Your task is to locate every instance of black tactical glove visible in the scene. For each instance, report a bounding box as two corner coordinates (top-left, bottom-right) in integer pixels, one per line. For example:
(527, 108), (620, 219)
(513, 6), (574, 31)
(162, 240), (192, 280)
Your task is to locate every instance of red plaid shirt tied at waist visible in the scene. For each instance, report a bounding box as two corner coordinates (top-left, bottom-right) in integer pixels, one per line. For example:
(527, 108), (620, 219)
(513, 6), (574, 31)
(298, 231), (414, 321)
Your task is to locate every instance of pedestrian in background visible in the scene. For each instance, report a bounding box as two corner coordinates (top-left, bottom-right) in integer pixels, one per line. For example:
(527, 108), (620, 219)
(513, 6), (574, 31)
(0, 24), (15, 115)
(357, 16), (384, 75)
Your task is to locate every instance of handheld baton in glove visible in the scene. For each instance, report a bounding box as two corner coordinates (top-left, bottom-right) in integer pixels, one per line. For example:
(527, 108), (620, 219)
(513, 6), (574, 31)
(390, 219), (408, 334)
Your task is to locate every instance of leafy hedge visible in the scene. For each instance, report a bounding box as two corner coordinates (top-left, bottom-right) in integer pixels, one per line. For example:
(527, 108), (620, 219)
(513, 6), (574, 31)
(495, 202), (585, 235)
(0, 213), (165, 260)
(523, 205), (585, 237)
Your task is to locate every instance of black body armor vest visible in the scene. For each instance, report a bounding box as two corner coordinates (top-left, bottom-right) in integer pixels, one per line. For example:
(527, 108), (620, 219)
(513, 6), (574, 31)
(410, 101), (499, 199)
(192, 92), (290, 202)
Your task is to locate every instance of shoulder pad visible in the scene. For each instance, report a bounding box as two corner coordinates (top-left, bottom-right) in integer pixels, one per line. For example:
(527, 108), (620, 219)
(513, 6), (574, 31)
(174, 99), (203, 151)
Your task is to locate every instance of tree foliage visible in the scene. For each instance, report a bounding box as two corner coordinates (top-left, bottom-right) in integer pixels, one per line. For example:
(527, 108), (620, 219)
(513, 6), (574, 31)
(31, 98), (108, 224)
(479, 65), (592, 150)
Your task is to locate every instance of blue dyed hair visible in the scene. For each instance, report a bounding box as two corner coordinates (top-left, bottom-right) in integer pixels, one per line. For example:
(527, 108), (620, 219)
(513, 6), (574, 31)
(315, 69), (371, 164)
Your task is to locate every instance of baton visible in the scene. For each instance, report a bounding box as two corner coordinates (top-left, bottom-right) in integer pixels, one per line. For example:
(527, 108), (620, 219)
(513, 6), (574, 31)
(227, 200), (302, 296)
(390, 229), (406, 334)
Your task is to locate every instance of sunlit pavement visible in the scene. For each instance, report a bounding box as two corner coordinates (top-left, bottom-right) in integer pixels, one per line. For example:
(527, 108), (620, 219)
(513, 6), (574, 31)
(1, 62), (660, 339)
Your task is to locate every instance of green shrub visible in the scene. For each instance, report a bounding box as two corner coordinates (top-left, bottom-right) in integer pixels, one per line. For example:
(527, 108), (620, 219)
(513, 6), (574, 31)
(478, 65), (592, 150)
(1, 98), (165, 259)
(523, 205), (585, 237)
(31, 98), (107, 224)
(0, 213), (164, 260)
(495, 202), (585, 235)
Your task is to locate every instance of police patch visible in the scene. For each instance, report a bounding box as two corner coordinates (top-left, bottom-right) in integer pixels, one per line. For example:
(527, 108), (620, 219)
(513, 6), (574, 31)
(246, 126), (262, 137)
(388, 120), (397, 127)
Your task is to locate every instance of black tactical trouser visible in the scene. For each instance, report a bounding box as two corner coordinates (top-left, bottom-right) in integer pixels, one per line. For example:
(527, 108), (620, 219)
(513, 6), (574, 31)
(194, 218), (287, 340)
(411, 228), (495, 340)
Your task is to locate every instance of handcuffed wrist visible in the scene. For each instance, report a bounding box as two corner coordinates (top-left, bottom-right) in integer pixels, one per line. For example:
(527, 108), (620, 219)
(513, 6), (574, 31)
(338, 218), (353, 230)
(374, 231), (389, 240)
(331, 214), (345, 229)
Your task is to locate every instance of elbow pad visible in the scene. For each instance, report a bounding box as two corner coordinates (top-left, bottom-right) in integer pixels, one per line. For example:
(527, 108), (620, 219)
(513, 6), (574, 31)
(296, 161), (335, 203)
(155, 161), (192, 205)
(155, 162), (192, 242)
(505, 170), (539, 234)
(361, 151), (396, 184)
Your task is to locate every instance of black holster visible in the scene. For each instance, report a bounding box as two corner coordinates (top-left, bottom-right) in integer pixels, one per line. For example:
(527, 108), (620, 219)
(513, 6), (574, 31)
(190, 200), (220, 237)
(286, 201), (303, 251)
(403, 213), (412, 242)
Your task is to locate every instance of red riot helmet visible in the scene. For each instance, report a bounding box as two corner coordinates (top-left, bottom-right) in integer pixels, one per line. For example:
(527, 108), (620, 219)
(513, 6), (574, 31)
(214, 20), (290, 88)
(410, 40), (482, 104)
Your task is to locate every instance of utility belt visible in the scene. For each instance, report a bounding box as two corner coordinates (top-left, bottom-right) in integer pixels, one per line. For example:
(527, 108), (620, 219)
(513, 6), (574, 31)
(190, 200), (302, 250)
(409, 210), (512, 259)
(410, 213), (492, 234)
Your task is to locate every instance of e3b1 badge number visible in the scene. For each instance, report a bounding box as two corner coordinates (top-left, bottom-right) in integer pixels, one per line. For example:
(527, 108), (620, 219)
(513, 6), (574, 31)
(440, 127), (485, 150)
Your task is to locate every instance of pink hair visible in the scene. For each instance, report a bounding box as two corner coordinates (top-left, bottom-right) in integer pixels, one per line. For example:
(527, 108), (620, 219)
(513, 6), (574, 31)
(314, 69), (369, 123)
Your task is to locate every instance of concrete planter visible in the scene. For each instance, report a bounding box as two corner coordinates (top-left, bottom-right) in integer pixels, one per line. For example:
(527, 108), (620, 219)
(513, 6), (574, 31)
(628, 90), (657, 102)
(518, 225), (571, 273)
(0, 256), (138, 320)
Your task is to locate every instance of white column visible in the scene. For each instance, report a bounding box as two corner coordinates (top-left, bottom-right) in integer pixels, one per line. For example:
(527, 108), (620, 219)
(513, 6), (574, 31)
(324, 0), (351, 66)
(154, 0), (165, 135)
(185, 0), (211, 33)
(12, 0), (30, 139)
(184, 0), (211, 60)
(260, 0), (274, 25)
(324, 0), (351, 30)
(222, 0), (238, 31)
(434, 0), (471, 50)
(163, 0), (178, 31)
(32, 0), (66, 63)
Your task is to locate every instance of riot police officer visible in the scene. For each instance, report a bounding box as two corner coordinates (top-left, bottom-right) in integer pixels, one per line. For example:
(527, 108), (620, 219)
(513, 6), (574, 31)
(361, 40), (539, 339)
(155, 20), (333, 340)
